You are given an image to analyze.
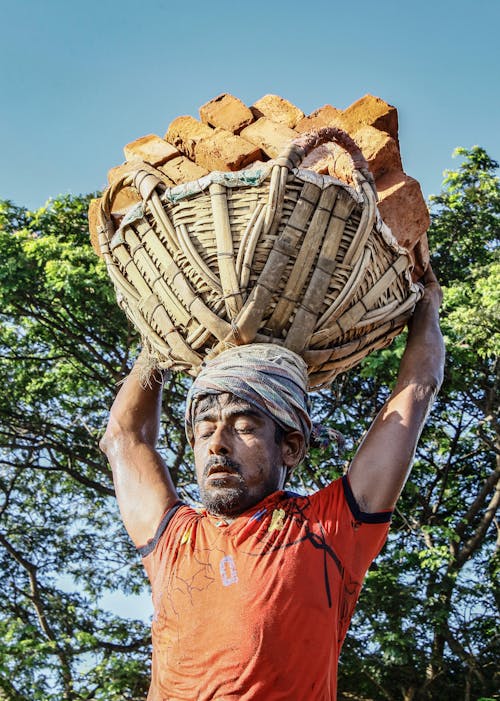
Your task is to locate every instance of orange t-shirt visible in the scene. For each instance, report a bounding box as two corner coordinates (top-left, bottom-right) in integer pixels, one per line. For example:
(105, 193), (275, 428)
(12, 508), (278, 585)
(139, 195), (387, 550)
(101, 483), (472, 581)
(140, 476), (391, 700)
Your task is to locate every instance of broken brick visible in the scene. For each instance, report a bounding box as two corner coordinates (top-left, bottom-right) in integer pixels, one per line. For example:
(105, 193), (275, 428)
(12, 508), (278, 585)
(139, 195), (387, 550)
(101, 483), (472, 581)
(199, 93), (254, 134)
(158, 156), (209, 184)
(353, 125), (402, 179)
(376, 170), (430, 249)
(251, 94), (305, 129)
(239, 117), (297, 158)
(295, 104), (345, 134)
(342, 94), (399, 142)
(123, 134), (179, 166)
(194, 129), (262, 171)
(164, 116), (213, 160)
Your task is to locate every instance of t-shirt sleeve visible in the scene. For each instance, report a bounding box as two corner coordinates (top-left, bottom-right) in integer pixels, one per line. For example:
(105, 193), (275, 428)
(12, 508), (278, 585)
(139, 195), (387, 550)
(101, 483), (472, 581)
(308, 475), (392, 582)
(139, 502), (197, 586)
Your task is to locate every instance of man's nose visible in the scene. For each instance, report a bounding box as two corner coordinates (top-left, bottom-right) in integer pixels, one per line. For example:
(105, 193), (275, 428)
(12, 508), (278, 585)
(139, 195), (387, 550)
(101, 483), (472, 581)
(208, 425), (230, 455)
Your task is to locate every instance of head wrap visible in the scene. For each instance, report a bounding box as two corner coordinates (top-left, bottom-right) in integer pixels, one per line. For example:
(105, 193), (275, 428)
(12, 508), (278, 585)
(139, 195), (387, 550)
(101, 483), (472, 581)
(185, 344), (312, 453)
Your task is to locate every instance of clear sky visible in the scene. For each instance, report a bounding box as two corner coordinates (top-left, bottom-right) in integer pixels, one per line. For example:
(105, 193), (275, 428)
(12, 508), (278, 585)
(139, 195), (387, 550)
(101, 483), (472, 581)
(1, 0), (499, 212)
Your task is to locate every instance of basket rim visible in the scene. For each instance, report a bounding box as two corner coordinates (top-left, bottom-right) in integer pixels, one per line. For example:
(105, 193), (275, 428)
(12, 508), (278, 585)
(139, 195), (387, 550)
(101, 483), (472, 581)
(157, 162), (364, 205)
(113, 164), (411, 268)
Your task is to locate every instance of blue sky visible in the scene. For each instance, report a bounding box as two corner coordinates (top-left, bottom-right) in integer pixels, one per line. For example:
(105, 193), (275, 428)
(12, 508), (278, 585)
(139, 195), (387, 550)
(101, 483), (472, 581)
(1, 0), (499, 212)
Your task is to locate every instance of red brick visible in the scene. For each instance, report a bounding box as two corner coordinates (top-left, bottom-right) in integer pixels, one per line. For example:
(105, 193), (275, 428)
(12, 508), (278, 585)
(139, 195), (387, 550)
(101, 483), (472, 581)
(342, 94), (399, 141)
(376, 171), (430, 249)
(295, 104), (345, 134)
(251, 94), (304, 129)
(164, 116), (213, 160)
(123, 134), (179, 166)
(239, 117), (298, 158)
(409, 234), (430, 282)
(194, 129), (262, 171)
(301, 143), (355, 184)
(199, 93), (254, 134)
(353, 125), (402, 179)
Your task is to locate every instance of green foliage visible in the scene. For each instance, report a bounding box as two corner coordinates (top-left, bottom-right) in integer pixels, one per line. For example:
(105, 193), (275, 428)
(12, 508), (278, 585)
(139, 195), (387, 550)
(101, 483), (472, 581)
(429, 146), (499, 286)
(1, 145), (499, 699)
(0, 196), (153, 699)
(334, 146), (500, 700)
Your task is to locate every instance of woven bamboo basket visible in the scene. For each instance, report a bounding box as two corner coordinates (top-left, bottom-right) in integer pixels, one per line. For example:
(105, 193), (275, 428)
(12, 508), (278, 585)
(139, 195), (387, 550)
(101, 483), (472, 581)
(96, 126), (422, 389)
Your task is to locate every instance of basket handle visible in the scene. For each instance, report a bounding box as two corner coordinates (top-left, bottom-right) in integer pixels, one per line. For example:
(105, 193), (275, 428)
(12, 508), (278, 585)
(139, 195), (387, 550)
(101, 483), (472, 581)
(275, 125), (376, 195)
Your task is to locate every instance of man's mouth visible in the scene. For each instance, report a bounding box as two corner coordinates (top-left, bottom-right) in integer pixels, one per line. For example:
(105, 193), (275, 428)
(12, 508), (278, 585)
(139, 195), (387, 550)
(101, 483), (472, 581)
(207, 465), (238, 479)
(204, 458), (241, 481)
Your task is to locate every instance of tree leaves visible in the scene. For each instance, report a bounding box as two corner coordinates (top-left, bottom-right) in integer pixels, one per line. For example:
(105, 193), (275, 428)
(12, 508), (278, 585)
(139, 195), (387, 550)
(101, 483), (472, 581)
(0, 195), (150, 699)
(1, 147), (499, 698)
(337, 147), (499, 699)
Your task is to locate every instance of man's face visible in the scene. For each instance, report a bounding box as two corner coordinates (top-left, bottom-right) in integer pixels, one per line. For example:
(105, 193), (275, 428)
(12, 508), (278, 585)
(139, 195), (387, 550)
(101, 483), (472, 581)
(192, 393), (287, 517)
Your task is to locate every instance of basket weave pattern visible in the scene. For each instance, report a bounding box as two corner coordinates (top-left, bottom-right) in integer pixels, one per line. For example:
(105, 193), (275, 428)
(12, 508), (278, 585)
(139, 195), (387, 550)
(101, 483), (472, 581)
(97, 127), (422, 389)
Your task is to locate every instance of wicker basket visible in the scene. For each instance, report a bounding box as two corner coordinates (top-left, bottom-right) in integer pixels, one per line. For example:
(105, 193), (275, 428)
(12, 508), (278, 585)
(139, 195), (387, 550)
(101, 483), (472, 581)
(96, 126), (422, 389)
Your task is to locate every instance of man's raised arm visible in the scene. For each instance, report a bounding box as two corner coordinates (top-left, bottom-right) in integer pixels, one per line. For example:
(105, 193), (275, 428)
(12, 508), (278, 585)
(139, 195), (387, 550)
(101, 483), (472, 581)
(99, 350), (179, 547)
(348, 266), (445, 513)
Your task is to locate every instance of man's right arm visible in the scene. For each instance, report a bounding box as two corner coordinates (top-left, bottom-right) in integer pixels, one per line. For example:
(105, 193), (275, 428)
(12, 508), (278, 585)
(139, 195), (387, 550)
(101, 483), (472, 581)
(99, 350), (179, 548)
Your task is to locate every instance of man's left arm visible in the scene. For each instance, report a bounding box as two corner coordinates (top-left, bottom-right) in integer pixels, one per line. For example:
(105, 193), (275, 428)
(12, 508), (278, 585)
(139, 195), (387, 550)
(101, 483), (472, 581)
(347, 266), (445, 513)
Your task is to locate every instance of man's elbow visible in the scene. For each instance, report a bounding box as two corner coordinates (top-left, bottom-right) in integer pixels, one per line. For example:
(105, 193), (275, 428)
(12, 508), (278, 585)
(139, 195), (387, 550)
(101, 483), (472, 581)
(425, 346), (446, 395)
(395, 368), (444, 404)
(420, 360), (444, 395)
(99, 416), (130, 457)
(99, 430), (112, 457)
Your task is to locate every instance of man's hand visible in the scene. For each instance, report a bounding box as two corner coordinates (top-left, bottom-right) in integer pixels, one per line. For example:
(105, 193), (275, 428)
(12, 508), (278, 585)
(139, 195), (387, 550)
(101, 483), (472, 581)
(411, 264), (443, 330)
(100, 349), (179, 548)
(347, 264), (445, 513)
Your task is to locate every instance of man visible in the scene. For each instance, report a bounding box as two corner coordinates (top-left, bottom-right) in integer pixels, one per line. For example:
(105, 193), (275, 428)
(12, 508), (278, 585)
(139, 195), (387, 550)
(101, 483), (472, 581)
(100, 267), (445, 700)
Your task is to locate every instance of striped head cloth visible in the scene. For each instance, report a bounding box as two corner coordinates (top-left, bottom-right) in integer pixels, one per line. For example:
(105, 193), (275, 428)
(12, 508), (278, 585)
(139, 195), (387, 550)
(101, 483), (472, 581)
(185, 344), (312, 457)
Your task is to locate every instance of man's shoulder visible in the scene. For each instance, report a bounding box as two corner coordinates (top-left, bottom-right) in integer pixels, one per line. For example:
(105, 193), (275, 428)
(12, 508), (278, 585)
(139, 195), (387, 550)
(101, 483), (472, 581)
(137, 501), (194, 558)
(283, 475), (344, 502)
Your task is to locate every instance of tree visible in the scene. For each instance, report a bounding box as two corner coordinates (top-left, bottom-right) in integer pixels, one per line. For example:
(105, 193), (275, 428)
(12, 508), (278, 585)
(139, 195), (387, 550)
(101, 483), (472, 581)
(335, 147), (499, 700)
(0, 197), (154, 699)
(0, 146), (498, 699)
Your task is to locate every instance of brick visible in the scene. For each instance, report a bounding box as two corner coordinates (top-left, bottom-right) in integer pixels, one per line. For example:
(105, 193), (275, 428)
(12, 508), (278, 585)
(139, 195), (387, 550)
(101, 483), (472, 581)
(108, 160), (141, 186)
(301, 143), (355, 184)
(158, 156), (209, 184)
(239, 117), (297, 159)
(194, 129), (262, 172)
(376, 171), (430, 249)
(88, 197), (103, 257)
(164, 116), (213, 160)
(353, 125), (402, 179)
(88, 186), (142, 250)
(199, 93), (254, 134)
(107, 160), (176, 188)
(408, 233), (430, 282)
(123, 134), (179, 166)
(295, 104), (345, 134)
(251, 94), (304, 129)
(342, 94), (399, 141)
(110, 186), (142, 214)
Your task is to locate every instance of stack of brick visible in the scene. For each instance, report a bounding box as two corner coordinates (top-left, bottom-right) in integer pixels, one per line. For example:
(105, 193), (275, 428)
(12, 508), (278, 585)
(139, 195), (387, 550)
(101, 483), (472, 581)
(89, 92), (429, 278)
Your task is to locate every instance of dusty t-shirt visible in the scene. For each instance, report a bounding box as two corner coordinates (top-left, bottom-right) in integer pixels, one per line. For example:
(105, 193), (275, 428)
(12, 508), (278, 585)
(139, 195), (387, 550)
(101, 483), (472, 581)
(140, 476), (391, 700)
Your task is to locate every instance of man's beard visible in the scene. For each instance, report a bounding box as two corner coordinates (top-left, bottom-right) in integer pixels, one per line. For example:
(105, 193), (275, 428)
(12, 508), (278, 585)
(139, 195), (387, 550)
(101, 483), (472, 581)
(198, 455), (279, 517)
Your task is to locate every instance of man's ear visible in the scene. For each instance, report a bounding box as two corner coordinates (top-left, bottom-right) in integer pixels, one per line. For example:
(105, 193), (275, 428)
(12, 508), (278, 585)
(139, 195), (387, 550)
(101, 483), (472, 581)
(281, 430), (305, 469)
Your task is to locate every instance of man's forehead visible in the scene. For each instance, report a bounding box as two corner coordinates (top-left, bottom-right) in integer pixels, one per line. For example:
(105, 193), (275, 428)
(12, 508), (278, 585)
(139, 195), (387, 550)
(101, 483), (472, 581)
(193, 393), (264, 421)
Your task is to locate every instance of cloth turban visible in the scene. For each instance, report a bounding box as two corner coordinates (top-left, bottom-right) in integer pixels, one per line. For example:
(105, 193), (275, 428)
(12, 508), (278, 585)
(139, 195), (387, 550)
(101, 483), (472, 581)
(184, 344), (312, 454)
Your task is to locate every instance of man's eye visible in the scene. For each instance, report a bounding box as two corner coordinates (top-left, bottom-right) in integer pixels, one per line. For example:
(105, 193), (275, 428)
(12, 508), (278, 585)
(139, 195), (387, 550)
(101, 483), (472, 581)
(235, 425), (255, 434)
(196, 425), (214, 439)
